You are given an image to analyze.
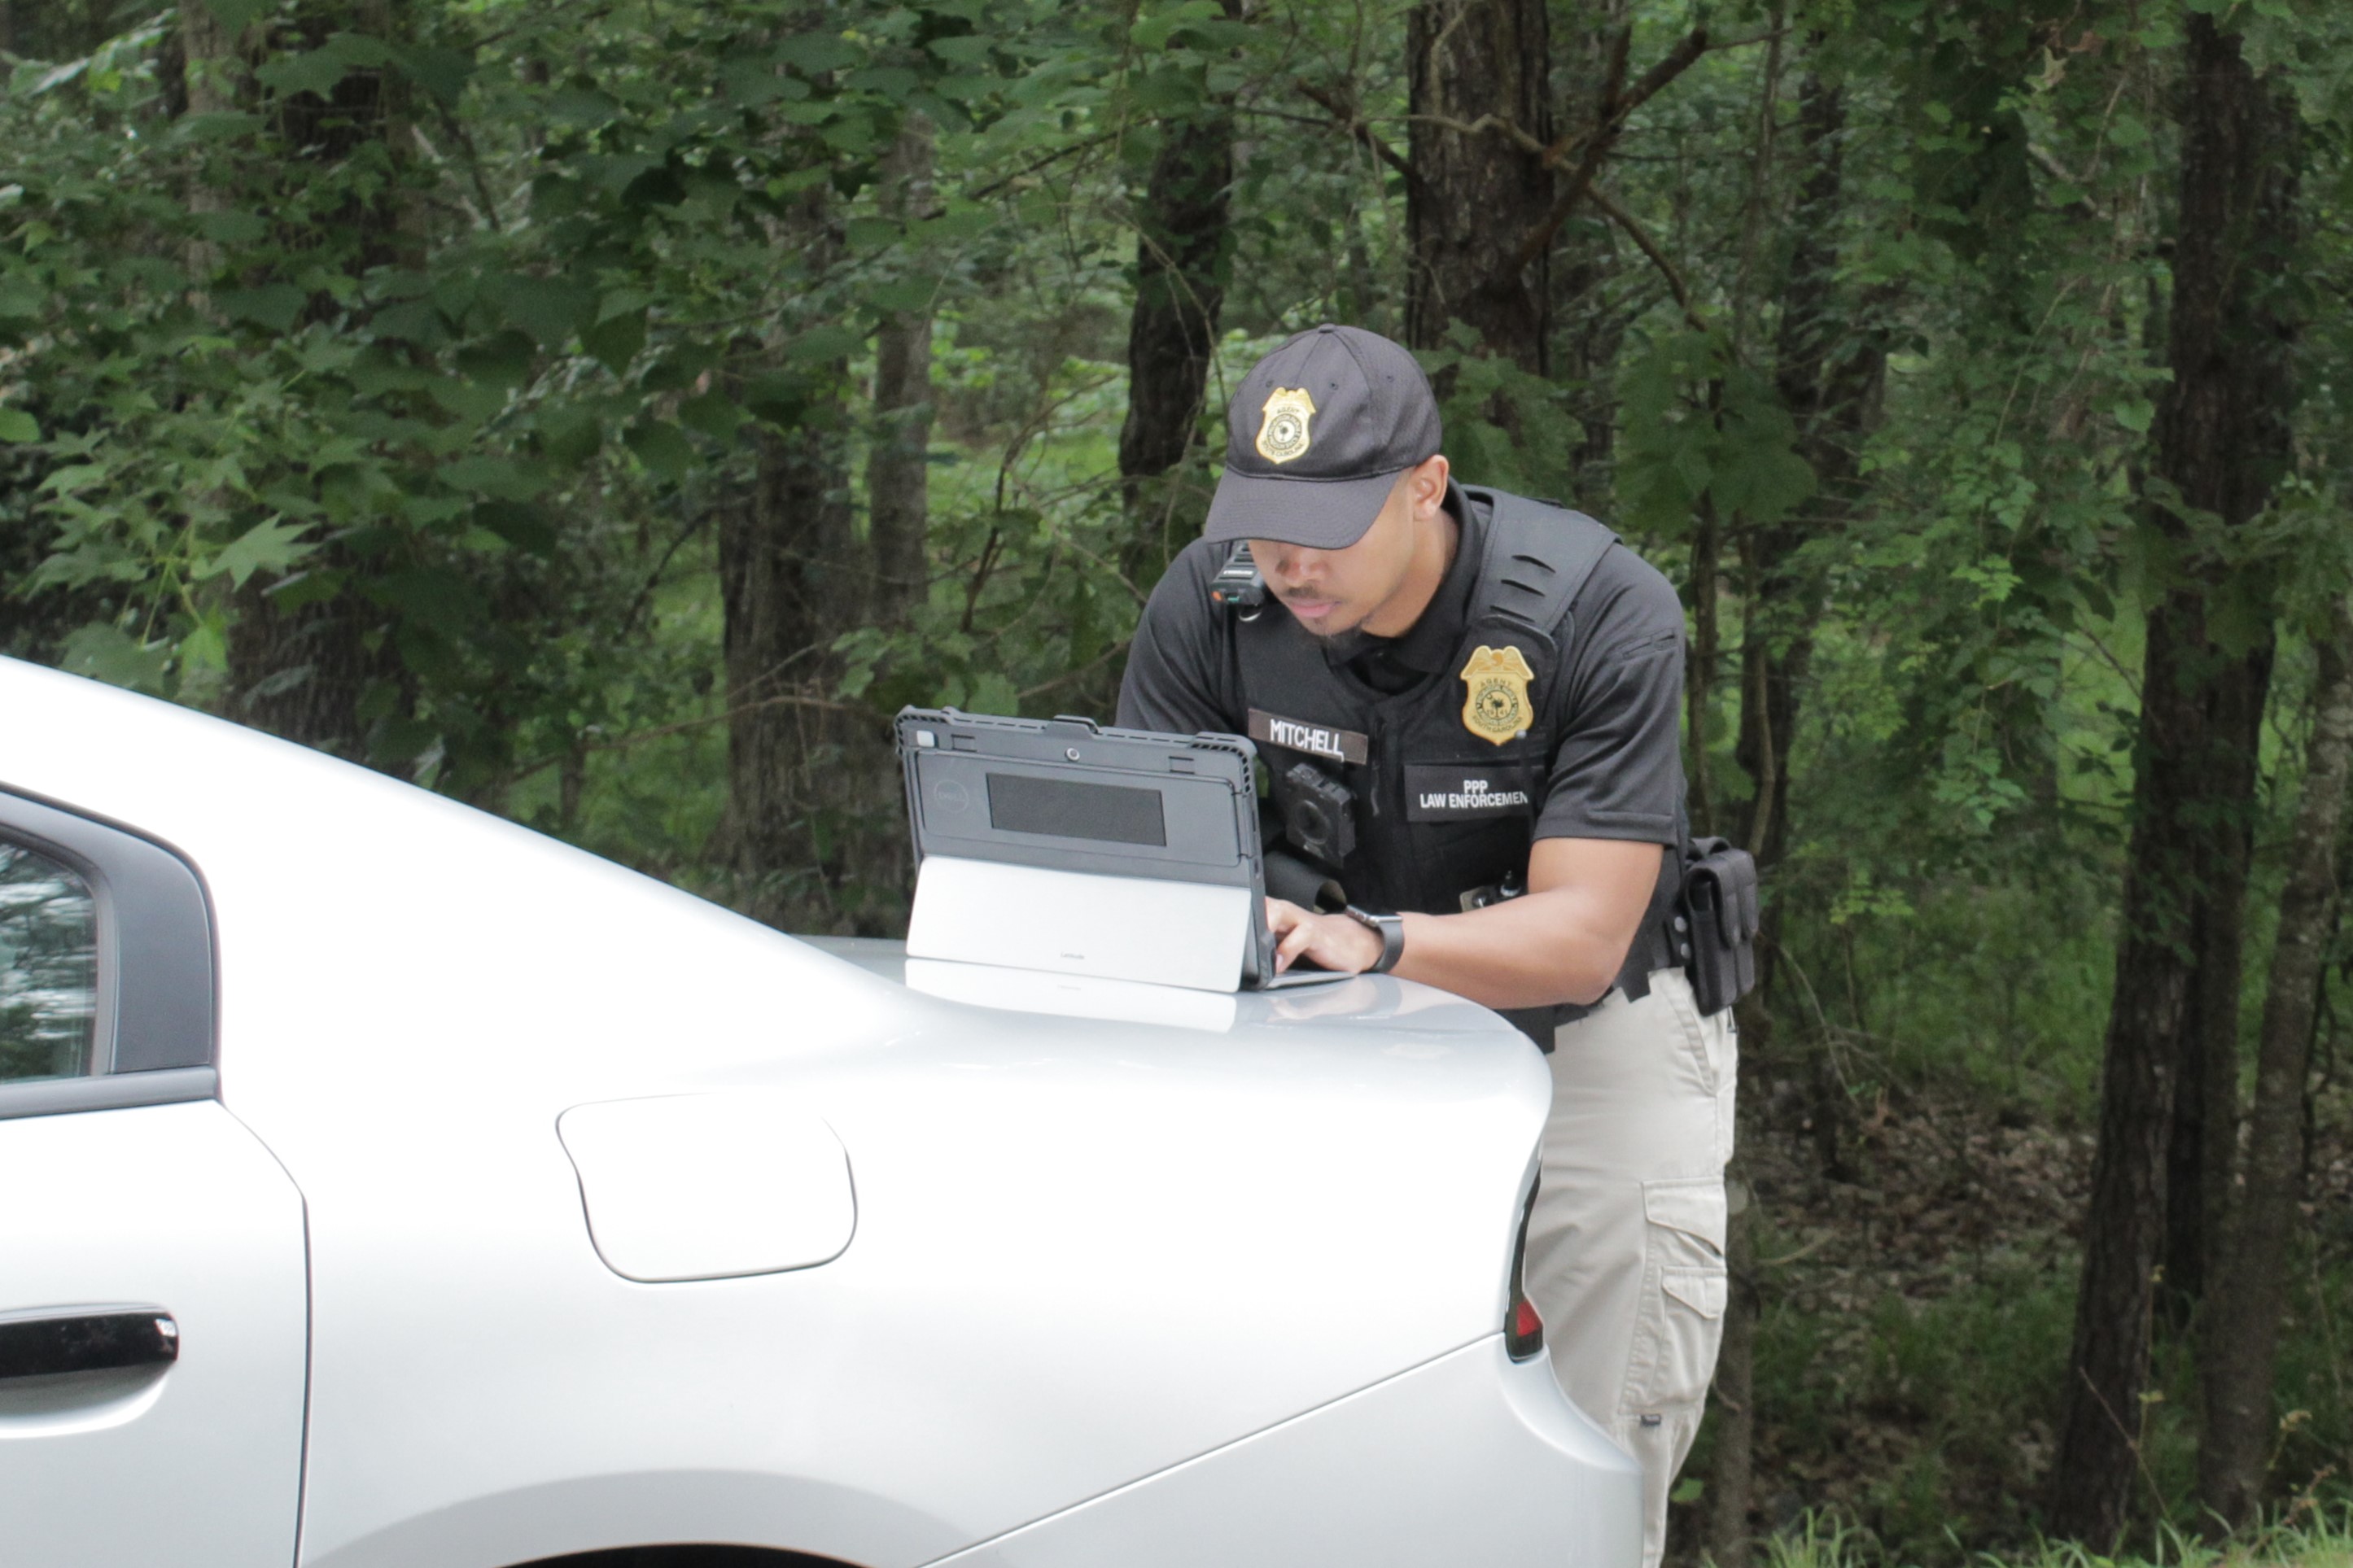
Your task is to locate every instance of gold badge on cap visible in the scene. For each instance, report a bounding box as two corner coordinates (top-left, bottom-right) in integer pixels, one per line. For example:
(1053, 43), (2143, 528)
(1254, 387), (1317, 465)
(1459, 644), (1536, 745)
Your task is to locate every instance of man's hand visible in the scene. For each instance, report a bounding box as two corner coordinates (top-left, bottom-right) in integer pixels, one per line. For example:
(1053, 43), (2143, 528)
(1266, 897), (1384, 975)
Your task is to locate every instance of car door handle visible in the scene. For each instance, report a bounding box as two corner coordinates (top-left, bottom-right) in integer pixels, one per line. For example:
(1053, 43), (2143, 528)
(0, 1310), (179, 1381)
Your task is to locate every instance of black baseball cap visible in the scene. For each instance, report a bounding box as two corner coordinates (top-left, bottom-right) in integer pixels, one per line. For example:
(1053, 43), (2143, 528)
(1203, 324), (1445, 549)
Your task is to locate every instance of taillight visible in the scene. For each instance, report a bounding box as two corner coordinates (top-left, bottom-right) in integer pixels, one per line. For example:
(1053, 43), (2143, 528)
(1505, 1177), (1544, 1361)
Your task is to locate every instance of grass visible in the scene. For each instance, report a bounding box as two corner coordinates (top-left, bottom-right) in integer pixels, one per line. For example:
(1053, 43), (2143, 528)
(1749, 1507), (2353, 1568)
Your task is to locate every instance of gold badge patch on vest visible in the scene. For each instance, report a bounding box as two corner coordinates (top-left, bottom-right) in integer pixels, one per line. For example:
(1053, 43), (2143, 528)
(1253, 387), (1317, 465)
(1459, 644), (1536, 745)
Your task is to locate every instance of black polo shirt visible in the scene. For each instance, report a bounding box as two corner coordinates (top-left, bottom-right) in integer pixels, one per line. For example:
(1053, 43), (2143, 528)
(1118, 484), (1686, 853)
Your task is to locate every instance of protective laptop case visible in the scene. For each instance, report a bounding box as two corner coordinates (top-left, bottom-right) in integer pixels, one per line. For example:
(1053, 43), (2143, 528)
(896, 708), (1329, 992)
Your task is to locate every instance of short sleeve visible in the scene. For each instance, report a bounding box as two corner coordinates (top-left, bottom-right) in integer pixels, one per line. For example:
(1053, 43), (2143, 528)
(1117, 540), (1246, 736)
(1533, 549), (1686, 846)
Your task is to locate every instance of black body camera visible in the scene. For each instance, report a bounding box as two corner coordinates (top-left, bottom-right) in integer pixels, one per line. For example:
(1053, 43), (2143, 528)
(1281, 761), (1357, 867)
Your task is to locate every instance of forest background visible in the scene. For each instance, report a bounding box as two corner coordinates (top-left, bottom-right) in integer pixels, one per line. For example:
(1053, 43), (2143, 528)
(3, 0), (2351, 1561)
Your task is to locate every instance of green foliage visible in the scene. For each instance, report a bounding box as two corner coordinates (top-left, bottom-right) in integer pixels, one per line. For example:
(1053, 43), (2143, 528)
(7, 0), (2353, 1552)
(1619, 332), (1817, 539)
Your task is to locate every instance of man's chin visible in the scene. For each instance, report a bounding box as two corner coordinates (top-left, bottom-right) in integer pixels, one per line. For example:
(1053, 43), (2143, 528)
(1282, 600), (1360, 637)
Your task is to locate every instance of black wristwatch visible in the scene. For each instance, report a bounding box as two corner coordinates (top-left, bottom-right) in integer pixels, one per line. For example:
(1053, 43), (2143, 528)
(1342, 906), (1406, 974)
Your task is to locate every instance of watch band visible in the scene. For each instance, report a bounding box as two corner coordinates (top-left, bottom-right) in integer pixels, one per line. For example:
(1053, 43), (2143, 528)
(1343, 906), (1406, 975)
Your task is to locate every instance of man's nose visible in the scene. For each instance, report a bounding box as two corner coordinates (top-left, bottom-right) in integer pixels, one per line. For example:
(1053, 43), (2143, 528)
(1259, 543), (1316, 580)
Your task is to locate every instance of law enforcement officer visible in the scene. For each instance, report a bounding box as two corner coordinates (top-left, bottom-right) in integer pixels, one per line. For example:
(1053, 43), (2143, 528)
(1117, 324), (1735, 1568)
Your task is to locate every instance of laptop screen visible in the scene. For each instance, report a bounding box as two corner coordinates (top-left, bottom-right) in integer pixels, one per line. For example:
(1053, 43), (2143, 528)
(900, 711), (1257, 889)
(985, 771), (1169, 847)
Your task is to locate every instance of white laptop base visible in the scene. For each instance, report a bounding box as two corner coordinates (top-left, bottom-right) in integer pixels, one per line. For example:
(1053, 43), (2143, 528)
(908, 856), (1253, 993)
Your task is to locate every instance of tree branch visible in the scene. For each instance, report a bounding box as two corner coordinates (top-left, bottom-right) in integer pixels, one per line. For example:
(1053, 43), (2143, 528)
(1405, 111), (1549, 157)
(1297, 78), (1416, 184)
(1508, 25), (1708, 275)
(1621, 25), (1711, 124)
(1588, 185), (1708, 332)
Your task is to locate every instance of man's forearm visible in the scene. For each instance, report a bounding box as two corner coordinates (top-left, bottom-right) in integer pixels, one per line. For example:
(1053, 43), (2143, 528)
(1391, 887), (1638, 1011)
(1263, 838), (1664, 1008)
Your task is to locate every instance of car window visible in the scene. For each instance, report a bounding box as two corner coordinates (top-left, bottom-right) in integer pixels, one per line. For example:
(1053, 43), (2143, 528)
(0, 838), (99, 1083)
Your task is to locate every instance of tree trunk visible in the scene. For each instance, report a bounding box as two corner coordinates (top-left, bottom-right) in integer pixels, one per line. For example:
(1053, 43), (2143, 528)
(718, 190), (899, 935)
(2164, 644), (2272, 1317)
(719, 395), (886, 932)
(868, 113), (936, 629)
(2197, 596), (2353, 1532)
(1116, 2), (1240, 585)
(1703, 68), (1883, 1563)
(2047, 17), (2302, 1545)
(198, 0), (418, 759)
(1404, 0), (1551, 372)
(1687, 486), (1720, 837)
(1744, 70), (1879, 875)
(1550, 0), (1629, 510)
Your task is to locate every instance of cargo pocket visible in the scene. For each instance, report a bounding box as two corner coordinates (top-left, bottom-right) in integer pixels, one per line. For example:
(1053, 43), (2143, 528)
(1625, 1175), (1729, 1416)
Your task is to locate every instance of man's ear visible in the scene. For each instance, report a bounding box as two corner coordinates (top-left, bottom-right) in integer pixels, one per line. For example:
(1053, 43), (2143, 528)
(1410, 454), (1451, 519)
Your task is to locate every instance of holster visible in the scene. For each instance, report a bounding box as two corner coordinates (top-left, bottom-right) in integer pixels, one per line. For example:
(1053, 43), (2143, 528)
(1679, 836), (1760, 1016)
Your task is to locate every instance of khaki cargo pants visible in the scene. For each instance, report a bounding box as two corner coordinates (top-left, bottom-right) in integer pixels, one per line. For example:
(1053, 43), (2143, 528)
(1531, 967), (1737, 1568)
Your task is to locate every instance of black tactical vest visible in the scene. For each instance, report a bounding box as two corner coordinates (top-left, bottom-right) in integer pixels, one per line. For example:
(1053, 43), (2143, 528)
(1236, 487), (1684, 1040)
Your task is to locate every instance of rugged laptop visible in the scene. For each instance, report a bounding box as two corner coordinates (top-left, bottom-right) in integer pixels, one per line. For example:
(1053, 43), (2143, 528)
(896, 708), (1343, 993)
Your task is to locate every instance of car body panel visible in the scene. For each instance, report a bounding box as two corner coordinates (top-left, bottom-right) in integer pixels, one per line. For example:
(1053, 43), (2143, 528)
(0, 657), (1633, 1568)
(0, 1098), (308, 1567)
(932, 1336), (1639, 1568)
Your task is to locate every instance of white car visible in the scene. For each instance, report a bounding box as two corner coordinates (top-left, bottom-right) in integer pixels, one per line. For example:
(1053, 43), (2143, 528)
(0, 655), (1639, 1568)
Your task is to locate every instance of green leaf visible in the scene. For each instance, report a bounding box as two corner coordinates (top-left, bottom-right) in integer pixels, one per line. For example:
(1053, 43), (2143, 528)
(371, 298), (448, 347)
(742, 369), (817, 423)
(181, 614), (230, 675)
(868, 277), (934, 314)
(678, 391), (744, 439)
(777, 34), (859, 74)
(428, 375), (509, 423)
(473, 500), (557, 555)
(0, 275), (41, 317)
(844, 66), (919, 101)
(389, 43), (474, 105)
(2112, 398), (2154, 434)
(455, 329), (538, 390)
(441, 454), (550, 500)
(373, 566), (486, 636)
(547, 85), (619, 128)
(581, 309), (645, 375)
(927, 37), (994, 65)
(177, 111), (265, 142)
(202, 0), (273, 34)
(0, 408), (39, 443)
(265, 569), (347, 613)
(489, 274), (595, 348)
(722, 57), (792, 105)
(208, 518), (316, 587)
(787, 323), (864, 363)
(1670, 437), (1712, 500)
(59, 622), (172, 693)
(195, 209), (268, 246)
(967, 670), (1020, 715)
(218, 283), (307, 332)
(537, 408), (602, 468)
(1134, 0), (1222, 50)
(624, 420), (694, 478)
(254, 33), (393, 98)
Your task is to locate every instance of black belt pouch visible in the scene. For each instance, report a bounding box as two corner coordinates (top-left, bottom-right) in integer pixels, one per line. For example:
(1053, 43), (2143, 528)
(1681, 836), (1760, 1016)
